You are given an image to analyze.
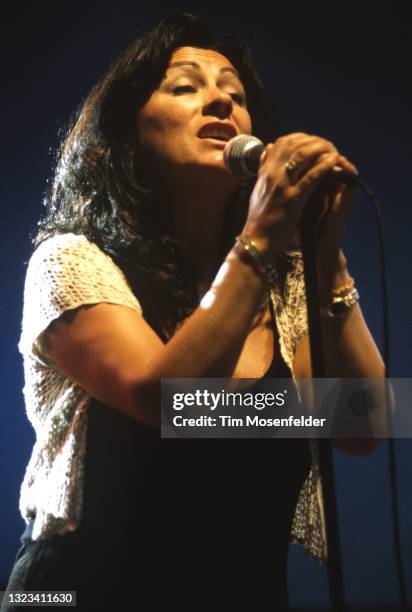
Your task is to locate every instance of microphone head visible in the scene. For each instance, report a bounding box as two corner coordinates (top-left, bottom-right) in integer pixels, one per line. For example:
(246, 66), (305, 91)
(224, 134), (264, 177)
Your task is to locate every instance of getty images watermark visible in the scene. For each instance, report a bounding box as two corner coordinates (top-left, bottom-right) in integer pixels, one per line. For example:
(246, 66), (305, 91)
(171, 387), (326, 429)
(161, 378), (403, 439)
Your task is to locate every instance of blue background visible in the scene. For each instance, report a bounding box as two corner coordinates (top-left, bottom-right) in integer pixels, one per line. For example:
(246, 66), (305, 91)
(1, 2), (411, 610)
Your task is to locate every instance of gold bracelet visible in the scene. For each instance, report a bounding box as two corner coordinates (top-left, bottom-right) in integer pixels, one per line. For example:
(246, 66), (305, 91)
(320, 286), (360, 318)
(234, 234), (278, 284)
(331, 277), (355, 297)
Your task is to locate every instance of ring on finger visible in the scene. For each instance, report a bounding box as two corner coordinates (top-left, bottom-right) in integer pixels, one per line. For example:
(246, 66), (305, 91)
(285, 158), (300, 178)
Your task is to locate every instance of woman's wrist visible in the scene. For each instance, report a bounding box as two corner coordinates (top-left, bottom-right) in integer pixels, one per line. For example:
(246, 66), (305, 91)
(233, 234), (279, 286)
(316, 249), (352, 303)
(239, 221), (291, 264)
(226, 245), (269, 293)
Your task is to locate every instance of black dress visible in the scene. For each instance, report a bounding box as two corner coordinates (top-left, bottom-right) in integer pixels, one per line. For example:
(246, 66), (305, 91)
(2, 301), (311, 612)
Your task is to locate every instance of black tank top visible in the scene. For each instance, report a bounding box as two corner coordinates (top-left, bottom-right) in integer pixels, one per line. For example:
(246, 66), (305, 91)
(80, 299), (311, 606)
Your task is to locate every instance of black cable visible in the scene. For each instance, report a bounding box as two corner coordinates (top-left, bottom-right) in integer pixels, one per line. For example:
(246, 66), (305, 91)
(352, 176), (408, 611)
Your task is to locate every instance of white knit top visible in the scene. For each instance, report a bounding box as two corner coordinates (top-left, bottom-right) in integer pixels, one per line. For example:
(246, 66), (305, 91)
(18, 232), (327, 562)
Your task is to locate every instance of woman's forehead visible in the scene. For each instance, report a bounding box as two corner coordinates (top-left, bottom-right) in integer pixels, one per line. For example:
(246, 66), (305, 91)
(167, 46), (236, 71)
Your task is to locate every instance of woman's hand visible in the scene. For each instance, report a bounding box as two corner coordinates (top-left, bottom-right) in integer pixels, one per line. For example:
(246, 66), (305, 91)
(312, 154), (360, 258)
(242, 133), (358, 262)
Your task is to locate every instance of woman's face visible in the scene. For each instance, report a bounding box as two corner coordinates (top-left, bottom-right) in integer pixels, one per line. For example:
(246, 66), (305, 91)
(137, 47), (252, 188)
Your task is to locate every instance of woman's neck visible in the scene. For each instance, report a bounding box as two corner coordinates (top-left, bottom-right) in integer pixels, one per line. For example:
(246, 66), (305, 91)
(161, 185), (234, 297)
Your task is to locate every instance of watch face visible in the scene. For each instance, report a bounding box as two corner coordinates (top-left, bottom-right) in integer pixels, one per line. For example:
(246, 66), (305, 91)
(320, 285), (359, 317)
(330, 300), (350, 316)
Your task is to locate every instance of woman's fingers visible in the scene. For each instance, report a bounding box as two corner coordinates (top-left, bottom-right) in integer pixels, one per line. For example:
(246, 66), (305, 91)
(329, 156), (360, 213)
(245, 132), (357, 258)
(284, 142), (338, 184)
(295, 151), (341, 198)
(260, 134), (338, 184)
(337, 155), (359, 176)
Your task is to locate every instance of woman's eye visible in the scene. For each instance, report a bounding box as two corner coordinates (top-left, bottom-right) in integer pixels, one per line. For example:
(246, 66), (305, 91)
(173, 85), (196, 94)
(230, 93), (246, 105)
(172, 85), (245, 105)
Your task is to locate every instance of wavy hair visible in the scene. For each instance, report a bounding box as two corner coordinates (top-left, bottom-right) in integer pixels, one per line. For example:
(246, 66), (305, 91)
(34, 13), (279, 340)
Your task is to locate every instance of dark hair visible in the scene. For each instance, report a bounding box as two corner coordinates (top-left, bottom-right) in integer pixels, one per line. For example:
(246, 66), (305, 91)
(35, 13), (279, 340)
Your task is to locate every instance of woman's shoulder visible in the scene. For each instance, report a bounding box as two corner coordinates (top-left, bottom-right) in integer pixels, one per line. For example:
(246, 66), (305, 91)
(19, 232), (143, 359)
(26, 232), (131, 286)
(25, 231), (141, 303)
(29, 232), (104, 264)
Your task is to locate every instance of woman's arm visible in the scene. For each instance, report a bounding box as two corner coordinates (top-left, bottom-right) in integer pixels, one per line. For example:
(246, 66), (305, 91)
(293, 249), (387, 455)
(44, 248), (269, 429)
(316, 250), (385, 377)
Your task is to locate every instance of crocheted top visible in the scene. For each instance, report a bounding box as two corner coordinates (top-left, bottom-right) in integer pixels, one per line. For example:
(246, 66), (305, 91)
(17, 232), (327, 563)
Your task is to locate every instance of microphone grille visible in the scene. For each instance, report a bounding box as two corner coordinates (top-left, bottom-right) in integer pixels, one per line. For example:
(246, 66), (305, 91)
(224, 134), (263, 176)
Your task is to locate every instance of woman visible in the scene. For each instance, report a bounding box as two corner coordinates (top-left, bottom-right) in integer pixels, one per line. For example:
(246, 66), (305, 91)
(2, 13), (384, 612)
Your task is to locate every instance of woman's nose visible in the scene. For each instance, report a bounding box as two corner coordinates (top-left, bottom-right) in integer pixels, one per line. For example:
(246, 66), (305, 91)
(202, 87), (233, 119)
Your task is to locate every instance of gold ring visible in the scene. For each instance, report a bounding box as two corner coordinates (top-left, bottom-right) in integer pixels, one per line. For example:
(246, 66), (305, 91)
(285, 158), (300, 176)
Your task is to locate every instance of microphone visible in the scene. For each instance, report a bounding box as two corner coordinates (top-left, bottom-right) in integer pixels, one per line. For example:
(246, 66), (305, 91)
(224, 134), (359, 184)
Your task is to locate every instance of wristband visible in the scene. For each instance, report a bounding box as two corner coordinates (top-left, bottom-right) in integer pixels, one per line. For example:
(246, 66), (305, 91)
(234, 234), (278, 285)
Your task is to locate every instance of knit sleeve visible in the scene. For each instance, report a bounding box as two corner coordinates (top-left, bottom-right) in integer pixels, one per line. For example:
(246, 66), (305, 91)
(18, 233), (143, 364)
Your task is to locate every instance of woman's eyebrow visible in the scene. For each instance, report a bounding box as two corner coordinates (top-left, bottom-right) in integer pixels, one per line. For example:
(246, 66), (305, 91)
(168, 61), (240, 79)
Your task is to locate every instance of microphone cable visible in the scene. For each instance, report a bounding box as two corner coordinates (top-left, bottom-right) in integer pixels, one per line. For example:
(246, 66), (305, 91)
(352, 175), (409, 611)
